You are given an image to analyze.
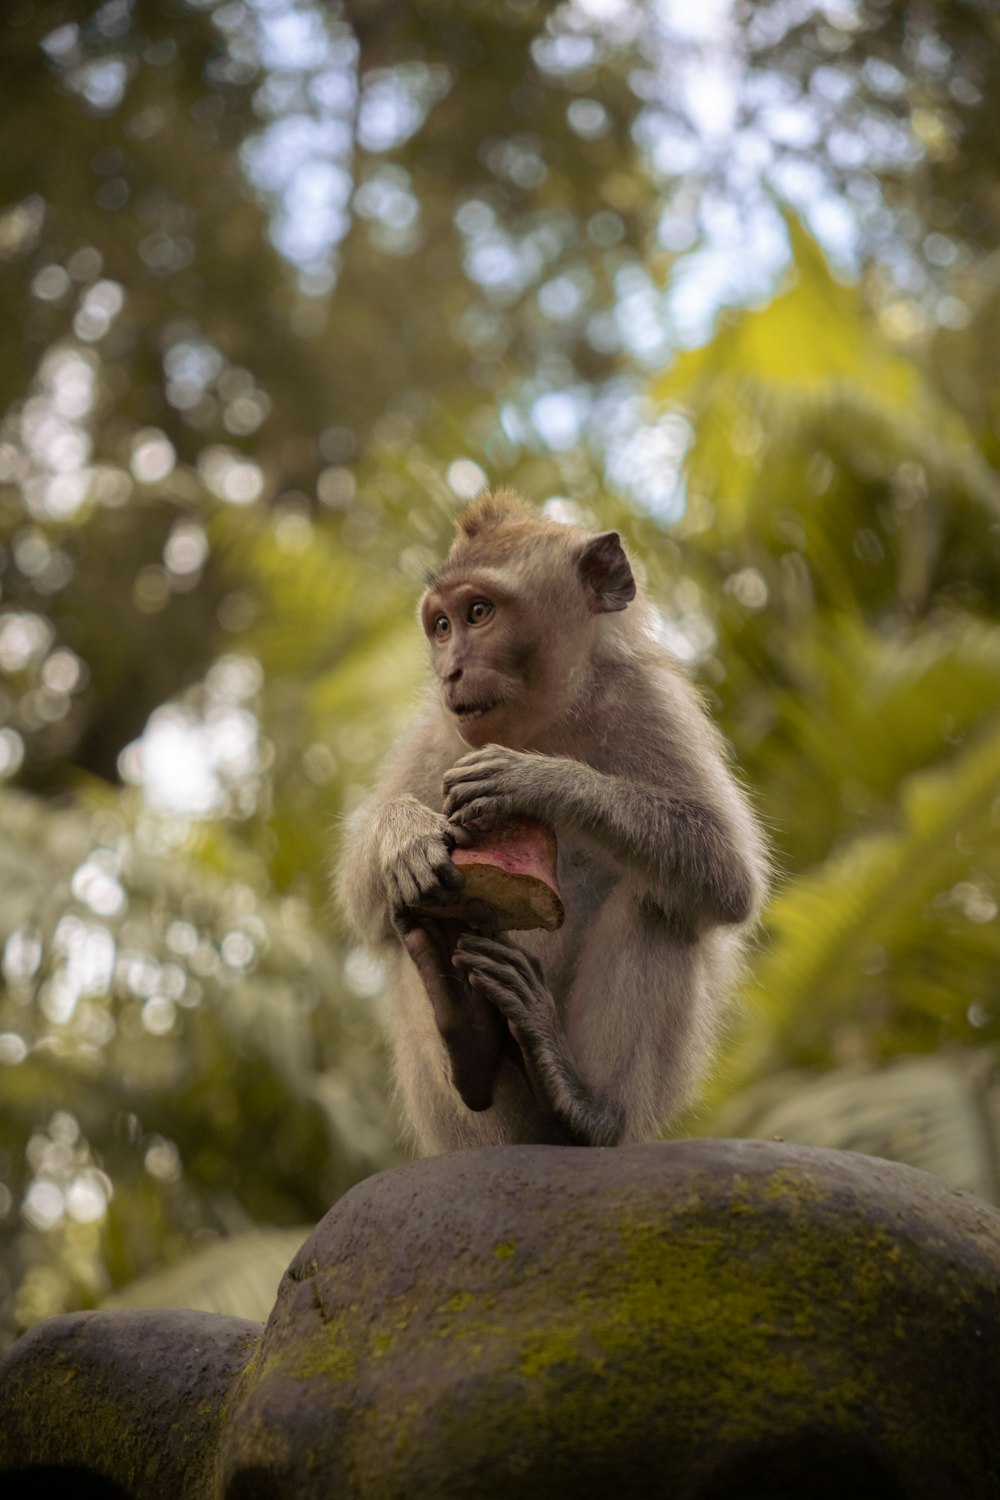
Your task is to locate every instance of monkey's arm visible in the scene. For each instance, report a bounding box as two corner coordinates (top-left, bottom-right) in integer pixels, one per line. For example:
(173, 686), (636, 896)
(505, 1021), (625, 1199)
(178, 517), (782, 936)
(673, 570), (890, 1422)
(335, 718), (509, 1111)
(452, 933), (625, 1146)
(442, 744), (763, 932)
(336, 702), (474, 946)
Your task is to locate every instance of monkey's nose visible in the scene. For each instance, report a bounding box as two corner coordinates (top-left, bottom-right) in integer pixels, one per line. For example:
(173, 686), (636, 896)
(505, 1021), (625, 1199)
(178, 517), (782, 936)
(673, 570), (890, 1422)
(445, 663), (463, 683)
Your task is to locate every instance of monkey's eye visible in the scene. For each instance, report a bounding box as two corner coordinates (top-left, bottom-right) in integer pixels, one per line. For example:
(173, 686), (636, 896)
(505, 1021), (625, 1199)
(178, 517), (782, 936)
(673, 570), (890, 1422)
(432, 614), (450, 639)
(467, 599), (494, 626)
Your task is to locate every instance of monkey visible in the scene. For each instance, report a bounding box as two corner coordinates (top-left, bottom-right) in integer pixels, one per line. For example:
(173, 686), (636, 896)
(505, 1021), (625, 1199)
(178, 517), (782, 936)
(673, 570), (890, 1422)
(337, 490), (767, 1153)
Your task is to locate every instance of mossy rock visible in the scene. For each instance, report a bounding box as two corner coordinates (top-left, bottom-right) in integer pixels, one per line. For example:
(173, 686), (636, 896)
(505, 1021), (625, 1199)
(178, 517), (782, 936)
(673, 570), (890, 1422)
(0, 1307), (261, 1498)
(3, 1141), (1000, 1499)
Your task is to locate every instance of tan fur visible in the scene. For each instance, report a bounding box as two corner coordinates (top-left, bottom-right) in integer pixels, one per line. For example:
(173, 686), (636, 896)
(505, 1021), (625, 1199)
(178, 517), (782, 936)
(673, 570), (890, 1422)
(337, 494), (767, 1153)
(454, 487), (531, 537)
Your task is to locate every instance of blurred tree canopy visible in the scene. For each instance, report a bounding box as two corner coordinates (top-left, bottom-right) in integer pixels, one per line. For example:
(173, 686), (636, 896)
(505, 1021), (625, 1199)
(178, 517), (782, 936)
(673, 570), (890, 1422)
(2, 0), (1000, 1343)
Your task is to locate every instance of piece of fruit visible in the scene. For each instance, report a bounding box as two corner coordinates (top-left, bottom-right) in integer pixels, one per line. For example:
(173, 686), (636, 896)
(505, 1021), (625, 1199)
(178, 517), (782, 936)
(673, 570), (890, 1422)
(429, 817), (564, 931)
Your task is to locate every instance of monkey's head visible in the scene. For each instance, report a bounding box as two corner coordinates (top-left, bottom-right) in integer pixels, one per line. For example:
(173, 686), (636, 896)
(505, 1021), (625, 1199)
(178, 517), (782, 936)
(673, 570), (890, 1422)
(420, 490), (636, 749)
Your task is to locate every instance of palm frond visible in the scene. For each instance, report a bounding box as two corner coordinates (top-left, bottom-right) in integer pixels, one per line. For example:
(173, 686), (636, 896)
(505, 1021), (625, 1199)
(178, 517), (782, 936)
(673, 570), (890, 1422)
(720, 711), (1000, 1096)
(657, 215), (1000, 542)
(102, 1226), (309, 1322)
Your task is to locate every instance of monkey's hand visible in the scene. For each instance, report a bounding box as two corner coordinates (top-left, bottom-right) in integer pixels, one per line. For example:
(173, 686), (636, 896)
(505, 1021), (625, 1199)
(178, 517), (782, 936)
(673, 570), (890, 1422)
(452, 933), (626, 1147)
(374, 795), (471, 919)
(442, 744), (549, 827)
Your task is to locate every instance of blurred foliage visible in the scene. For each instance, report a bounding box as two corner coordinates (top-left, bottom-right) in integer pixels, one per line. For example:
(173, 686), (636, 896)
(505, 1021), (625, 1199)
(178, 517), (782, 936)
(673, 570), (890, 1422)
(102, 1221), (310, 1321)
(0, 789), (393, 1336)
(709, 1049), (1000, 1204)
(1, 0), (1000, 1341)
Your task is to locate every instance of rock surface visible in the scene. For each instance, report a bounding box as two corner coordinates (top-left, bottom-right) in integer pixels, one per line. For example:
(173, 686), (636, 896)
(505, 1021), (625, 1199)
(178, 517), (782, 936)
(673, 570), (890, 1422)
(3, 1141), (1000, 1499)
(0, 1307), (261, 1498)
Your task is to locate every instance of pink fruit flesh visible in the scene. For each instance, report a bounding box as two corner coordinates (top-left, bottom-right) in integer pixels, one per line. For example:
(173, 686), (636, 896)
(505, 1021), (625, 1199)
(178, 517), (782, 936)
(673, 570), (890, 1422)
(421, 817), (564, 932)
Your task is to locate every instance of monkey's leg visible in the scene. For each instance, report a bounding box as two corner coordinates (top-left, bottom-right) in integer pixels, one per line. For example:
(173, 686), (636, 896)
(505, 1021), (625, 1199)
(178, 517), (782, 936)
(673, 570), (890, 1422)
(397, 916), (506, 1112)
(451, 933), (626, 1146)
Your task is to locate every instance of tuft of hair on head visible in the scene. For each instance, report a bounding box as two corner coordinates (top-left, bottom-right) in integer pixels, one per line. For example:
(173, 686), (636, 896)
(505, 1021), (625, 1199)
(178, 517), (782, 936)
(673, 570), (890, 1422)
(455, 487), (533, 539)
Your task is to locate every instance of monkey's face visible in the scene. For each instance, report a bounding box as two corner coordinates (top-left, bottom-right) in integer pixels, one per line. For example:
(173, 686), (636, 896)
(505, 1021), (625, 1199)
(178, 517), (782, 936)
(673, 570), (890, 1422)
(420, 568), (587, 750)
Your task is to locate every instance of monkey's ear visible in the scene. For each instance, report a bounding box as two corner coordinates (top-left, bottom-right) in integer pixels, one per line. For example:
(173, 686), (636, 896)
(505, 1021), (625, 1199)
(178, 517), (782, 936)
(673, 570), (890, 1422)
(578, 532), (636, 613)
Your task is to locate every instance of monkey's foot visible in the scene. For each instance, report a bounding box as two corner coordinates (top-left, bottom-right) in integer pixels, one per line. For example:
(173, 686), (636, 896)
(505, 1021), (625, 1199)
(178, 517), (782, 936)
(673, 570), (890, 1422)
(452, 932), (552, 1036)
(452, 933), (625, 1147)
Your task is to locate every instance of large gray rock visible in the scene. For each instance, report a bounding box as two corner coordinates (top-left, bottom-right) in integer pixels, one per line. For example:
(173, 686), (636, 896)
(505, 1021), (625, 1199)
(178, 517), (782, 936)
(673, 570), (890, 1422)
(3, 1141), (1000, 1498)
(0, 1307), (261, 1498)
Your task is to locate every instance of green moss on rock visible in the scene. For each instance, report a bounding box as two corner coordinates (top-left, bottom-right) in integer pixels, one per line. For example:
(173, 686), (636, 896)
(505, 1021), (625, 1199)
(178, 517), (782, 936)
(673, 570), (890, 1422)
(0, 1309), (261, 1499)
(215, 1142), (1000, 1498)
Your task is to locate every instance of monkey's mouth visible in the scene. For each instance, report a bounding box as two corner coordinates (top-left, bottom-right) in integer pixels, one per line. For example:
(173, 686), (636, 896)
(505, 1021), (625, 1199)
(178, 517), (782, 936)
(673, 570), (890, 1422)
(452, 701), (500, 723)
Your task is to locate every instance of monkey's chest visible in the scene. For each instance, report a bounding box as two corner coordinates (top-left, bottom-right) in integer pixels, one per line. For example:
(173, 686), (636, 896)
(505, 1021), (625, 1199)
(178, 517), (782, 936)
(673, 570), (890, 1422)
(519, 841), (617, 1001)
(556, 840), (616, 916)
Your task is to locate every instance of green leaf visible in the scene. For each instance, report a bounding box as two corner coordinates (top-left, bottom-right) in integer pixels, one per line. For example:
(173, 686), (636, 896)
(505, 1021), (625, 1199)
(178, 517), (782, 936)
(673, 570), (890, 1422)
(657, 213), (1000, 539)
(102, 1227), (310, 1322)
(723, 711), (1000, 1092)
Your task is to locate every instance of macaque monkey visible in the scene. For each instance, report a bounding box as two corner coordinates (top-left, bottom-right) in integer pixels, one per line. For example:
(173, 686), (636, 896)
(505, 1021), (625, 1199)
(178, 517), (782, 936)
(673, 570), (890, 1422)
(338, 490), (767, 1152)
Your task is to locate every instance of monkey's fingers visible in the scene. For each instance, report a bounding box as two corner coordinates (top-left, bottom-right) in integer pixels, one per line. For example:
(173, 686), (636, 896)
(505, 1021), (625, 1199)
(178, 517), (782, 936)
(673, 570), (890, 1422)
(393, 846), (464, 909)
(408, 864), (465, 914)
(452, 949), (547, 1018)
(445, 795), (513, 826)
(442, 781), (490, 814)
(451, 948), (520, 992)
(443, 750), (512, 785)
(455, 932), (546, 985)
(388, 871), (414, 914)
(393, 880), (431, 914)
(433, 857), (466, 892)
(452, 960), (537, 1036)
(442, 764), (509, 791)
